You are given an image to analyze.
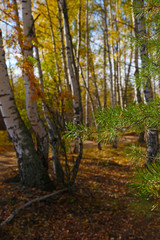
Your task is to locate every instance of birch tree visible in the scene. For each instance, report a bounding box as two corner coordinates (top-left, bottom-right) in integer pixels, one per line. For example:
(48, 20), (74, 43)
(58, 0), (83, 184)
(103, 0), (107, 109)
(132, 0), (145, 143)
(22, 0), (49, 169)
(133, 0), (159, 164)
(58, 4), (70, 90)
(85, 0), (89, 125)
(0, 29), (51, 189)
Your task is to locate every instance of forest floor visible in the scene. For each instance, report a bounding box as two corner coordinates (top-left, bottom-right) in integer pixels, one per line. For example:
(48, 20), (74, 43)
(0, 133), (160, 240)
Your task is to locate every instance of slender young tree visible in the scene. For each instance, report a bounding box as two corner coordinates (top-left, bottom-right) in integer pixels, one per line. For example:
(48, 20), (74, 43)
(76, 0), (82, 85)
(107, 0), (115, 107)
(103, 0), (107, 109)
(45, 0), (61, 93)
(85, 0), (89, 125)
(58, 4), (70, 90)
(132, 0), (145, 143)
(58, 0), (83, 185)
(123, 49), (133, 106)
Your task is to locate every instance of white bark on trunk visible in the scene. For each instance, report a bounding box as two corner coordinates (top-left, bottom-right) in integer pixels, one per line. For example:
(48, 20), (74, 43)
(21, 0), (64, 183)
(22, 0), (48, 168)
(108, 0), (115, 107)
(132, 3), (142, 104)
(85, 0), (89, 125)
(89, 51), (101, 109)
(45, 0), (61, 92)
(133, 0), (159, 163)
(58, 0), (83, 185)
(35, 45), (64, 184)
(123, 49), (133, 106)
(132, 2), (144, 143)
(0, 29), (51, 188)
(103, 0), (107, 109)
(58, 0), (83, 125)
(76, 0), (81, 81)
(13, 0), (24, 55)
(58, 5), (70, 90)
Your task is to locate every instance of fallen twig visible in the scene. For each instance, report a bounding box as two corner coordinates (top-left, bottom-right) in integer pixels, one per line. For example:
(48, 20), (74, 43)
(0, 188), (68, 228)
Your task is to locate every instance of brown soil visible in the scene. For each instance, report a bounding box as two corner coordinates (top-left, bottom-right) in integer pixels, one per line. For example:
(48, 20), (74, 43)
(0, 137), (159, 240)
(0, 151), (17, 175)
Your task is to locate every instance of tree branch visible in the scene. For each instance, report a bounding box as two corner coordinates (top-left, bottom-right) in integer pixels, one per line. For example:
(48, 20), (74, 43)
(0, 188), (68, 228)
(0, 18), (14, 28)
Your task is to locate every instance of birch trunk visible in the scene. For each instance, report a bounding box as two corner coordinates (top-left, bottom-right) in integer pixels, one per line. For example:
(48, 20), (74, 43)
(132, 2), (144, 142)
(12, 0), (64, 184)
(76, 0), (81, 83)
(132, 1), (142, 104)
(22, 0), (49, 169)
(85, 0), (89, 126)
(58, 5), (70, 90)
(35, 46), (64, 184)
(133, 0), (159, 163)
(79, 61), (95, 117)
(12, 0), (24, 55)
(58, 0), (83, 185)
(108, 0), (115, 107)
(58, 0), (83, 124)
(45, 0), (61, 93)
(103, 0), (107, 109)
(45, 0), (66, 127)
(0, 29), (51, 189)
(115, 0), (121, 106)
(123, 49), (133, 106)
(89, 51), (101, 109)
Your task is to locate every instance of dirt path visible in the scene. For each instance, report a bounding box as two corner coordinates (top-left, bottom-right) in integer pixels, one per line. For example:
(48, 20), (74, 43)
(0, 152), (17, 173)
(0, 136), (137, 176)
(0, 142), (17, 177)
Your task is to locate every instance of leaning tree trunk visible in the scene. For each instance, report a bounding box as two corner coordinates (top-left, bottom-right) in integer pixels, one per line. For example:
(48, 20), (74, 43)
(12, 0), (24, 55)
(0, 29), (51, 189)
(22, 0), (49, 169)
(133, 0), (159, 164)
(58, 0), (83, 185)
(35, 44), (64, 184)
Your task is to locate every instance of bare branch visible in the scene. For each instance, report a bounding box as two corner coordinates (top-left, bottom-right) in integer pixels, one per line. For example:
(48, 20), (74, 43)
(0, 18), (14, 28)
(0, 188), (68, 228)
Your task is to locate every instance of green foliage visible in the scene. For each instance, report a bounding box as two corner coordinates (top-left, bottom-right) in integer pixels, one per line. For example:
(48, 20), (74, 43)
(65, 98), (160, 143)
(130, 163), (160, 215)
(65, 122), (90, 141)
(125, 144), (146, 166)
(95, 106), (122, 143)
(17, 56), (37, 67)
(65, 100), (160, 215)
